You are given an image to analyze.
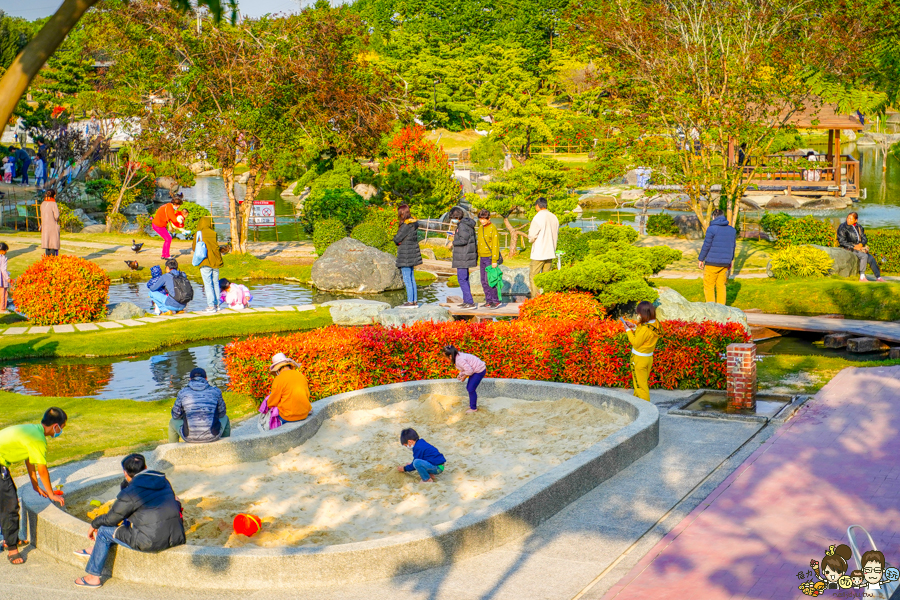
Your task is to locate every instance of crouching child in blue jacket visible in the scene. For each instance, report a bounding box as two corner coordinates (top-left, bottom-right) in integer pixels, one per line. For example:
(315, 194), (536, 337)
(397, 428), (446, 483)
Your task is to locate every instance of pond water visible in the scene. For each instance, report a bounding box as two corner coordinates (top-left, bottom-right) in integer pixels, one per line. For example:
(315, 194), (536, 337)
(0, 341), (230, 402)
(756, 331), (890, 362)
(107, 279), (456, 310)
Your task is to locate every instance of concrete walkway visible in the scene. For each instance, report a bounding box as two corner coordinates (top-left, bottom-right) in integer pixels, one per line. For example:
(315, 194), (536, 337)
(0, 391), (770, 599)
(599, 366), (900, 600)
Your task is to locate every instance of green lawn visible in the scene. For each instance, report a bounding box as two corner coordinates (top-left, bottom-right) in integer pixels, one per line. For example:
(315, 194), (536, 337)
(180, 253), (313, 283)
(0, 391), (258, 477)
(0, 307), (332, 360)
(655, 277), (900, 320)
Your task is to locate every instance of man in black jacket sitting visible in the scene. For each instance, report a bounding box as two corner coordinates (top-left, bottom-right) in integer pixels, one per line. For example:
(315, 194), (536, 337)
(837, 212), (885, 282)
(74, 454), (185, 588)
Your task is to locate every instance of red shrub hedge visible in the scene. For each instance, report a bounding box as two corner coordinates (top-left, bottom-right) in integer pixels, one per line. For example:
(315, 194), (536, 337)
(224, 319), (749, 402)
(519, 292), (606, 321)
(14, 256), (110, 325)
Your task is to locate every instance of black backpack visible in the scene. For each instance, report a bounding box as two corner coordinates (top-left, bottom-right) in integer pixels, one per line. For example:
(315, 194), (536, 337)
(171, 272), (194, 305)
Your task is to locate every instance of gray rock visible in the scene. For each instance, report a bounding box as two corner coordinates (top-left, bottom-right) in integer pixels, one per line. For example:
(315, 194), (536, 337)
(156, 176), (179, 192)
(197, 169), (222, 177)
(841, 129), (857, 142)
(107, 301), (146, 320)
(654, 287), (748, 330)
(72, 208), (99, 226)
(121, 224), (140, 234)
(625, 169), (639, 186)
(811, 244), (858, 278)
(80, 224), (107, 233)
(766, 195), (801, 209)
(189, 161), (213, 175)
(321, 299), (390, 325)
(672, 214), (704, 240)
(620, 189), (644, 201)
(122, 202), (148, 216)
(377, 305), (454, 328)
(237, 172), (250, 184)
(281, 181), (300, 197)
(311, 237), (404, 293)
(499, 266), (531, 295)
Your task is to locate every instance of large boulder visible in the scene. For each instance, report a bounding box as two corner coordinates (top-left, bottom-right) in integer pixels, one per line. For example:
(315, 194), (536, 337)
(72, 208), (99, 226)
(122, 202), (149, 216)
(765, 195), (801, 209)
(377, 305), (454, 328)
(80, 224), (106, 233)
(654, 287), (748, 330)
(311, 238), (404, 293)
(811, 245), (859, 278)
(672, 214), (704, 240)
(189, 161), (213, 175)
(321, 299), (390, 325)
(107, 302), (146, 321)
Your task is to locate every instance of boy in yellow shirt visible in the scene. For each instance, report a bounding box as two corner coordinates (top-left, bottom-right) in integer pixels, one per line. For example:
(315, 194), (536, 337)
(0, 407), (67, 564)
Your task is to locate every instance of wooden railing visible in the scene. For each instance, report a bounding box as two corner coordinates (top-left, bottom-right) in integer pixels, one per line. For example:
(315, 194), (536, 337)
(742, 153), (859, 193)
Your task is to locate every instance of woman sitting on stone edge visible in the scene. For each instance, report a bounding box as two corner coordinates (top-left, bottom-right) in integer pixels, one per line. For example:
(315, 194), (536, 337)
(266, 353), (312, 424)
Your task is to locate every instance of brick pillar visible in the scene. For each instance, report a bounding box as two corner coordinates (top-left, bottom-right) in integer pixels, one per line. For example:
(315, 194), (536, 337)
(726, 343), (757, 411)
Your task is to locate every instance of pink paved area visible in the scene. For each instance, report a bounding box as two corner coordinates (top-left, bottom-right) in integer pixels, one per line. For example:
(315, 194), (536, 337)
(602, 366), (900, 600)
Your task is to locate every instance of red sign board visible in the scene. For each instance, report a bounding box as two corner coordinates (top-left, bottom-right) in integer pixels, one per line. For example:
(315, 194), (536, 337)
(250, 201), (275, 227)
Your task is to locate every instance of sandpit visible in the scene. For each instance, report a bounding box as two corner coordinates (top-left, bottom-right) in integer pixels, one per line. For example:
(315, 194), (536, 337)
(74, 394), (629, 548)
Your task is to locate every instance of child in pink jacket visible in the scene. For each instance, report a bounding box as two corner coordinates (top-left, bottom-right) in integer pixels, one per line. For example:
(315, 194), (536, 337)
(443, 345), (487, 413)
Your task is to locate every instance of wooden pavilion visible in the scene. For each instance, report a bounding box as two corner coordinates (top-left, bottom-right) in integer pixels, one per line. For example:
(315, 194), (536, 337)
(728, 104), (865, 198)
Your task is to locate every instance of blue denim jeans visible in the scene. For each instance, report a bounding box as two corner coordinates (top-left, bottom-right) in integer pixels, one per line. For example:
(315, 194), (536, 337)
(400, 267), (417, 303)
(85, 526), (131, 577)
(148, 290), (184, 313)
(412, 458), (442, 482)
(457, 268), (474, 304)
(199, 266), (220, 310)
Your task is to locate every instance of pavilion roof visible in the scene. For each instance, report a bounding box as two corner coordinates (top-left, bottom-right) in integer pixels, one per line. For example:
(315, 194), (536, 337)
(784, 103), (864, 130)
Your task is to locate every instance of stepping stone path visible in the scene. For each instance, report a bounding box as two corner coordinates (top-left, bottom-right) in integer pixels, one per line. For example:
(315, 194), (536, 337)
(0, 305), (322, 336)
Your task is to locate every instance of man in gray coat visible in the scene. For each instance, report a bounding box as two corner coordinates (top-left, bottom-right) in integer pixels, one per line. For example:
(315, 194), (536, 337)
(168, 368), (229, 443)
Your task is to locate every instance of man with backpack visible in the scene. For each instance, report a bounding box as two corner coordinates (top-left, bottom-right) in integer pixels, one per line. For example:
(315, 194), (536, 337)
(147, 259), (193, 315)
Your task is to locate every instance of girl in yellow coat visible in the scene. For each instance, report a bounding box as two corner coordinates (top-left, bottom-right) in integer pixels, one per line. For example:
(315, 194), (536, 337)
(624, 301), (661, 402)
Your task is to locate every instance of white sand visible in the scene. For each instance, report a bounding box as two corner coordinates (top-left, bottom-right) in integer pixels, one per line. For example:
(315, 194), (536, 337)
(163, 395), (628, 547)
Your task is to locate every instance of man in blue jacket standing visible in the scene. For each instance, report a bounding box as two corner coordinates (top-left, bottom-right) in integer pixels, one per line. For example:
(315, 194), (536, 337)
(168, 368), (229, 443)
(698, 209), (736, 305)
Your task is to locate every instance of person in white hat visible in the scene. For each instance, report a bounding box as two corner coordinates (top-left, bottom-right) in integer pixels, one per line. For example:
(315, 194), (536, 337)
(266, 353), (311, 424)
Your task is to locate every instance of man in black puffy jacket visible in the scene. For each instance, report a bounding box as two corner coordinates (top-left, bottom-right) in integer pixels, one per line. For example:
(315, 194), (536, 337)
(449, 207), (478, 310)
(698, 210), (737, 305)
(836, 212), (885, 282)
(169, 368), (229, 443)
(74, 454), (184, 588)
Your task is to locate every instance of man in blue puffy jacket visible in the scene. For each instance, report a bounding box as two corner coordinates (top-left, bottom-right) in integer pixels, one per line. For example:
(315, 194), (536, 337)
(168, 368), (230, 443)
(698, 209), (736, 305)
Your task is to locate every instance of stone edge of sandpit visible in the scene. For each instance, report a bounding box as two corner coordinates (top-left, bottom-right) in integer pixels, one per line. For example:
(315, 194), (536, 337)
(22, 379), (659, 589)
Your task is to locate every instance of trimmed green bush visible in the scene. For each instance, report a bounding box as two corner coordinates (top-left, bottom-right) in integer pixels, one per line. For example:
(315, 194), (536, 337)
(769, 246), (834, 279)
(180, 201), (211, 231)
(866, 229), (900, 274)
(301, 188), (367, 233)
(535, 241), (681, 309)
(556, 223), (638, 266)
(351, 222), (394, 254)
(646, 214), (679, 236)
(760, 211), (794, 239)
(775, 216), (836, 249)
(312, 219), (347, 256)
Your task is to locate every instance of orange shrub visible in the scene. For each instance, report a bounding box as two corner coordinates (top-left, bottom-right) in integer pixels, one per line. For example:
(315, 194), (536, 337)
(14, 256), (110, 325)
(225, 318), (749, 402)
(519, 292), (606, 321)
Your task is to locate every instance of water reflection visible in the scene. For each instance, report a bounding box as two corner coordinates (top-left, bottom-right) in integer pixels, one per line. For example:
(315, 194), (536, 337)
(0, 343), (228, 402)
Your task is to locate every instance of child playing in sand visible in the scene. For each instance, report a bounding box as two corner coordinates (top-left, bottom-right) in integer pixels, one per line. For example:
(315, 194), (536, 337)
(219, 278), (252, 310)
(0, 243), (9, 314)
(397, 428), (446, 483)
(442, 345), (486, 413)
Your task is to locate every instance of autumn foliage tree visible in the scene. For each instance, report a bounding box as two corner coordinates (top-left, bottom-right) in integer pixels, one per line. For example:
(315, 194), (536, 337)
(578, 0), (894, 231)
(382, 125), (459, 218)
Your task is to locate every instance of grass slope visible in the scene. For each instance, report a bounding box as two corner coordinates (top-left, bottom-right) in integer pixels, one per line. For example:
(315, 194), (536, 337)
(759, 354), (900, 394)
(0, 307), (332, 360)
(0, 392), (258, 477)
(655, 277), (900, 320)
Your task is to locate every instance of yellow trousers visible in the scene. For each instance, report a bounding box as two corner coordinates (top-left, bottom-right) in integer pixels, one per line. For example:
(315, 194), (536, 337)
(529, 259), (553, 297)
(631, 354), (653, 402)
(703, 265), (728, 305)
